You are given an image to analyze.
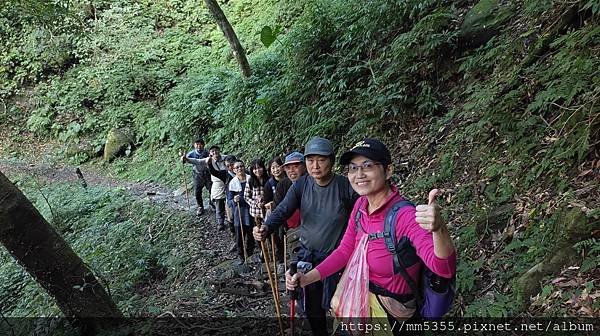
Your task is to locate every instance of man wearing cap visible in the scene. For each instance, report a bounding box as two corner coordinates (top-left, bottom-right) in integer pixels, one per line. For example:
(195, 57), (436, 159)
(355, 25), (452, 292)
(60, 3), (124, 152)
(268, 152), (306, 270)
(272, 152), (306, 208)
(254, 137), (358, 336)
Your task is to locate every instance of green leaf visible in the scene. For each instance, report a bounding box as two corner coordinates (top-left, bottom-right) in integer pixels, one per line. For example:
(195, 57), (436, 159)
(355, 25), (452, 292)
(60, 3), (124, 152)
(256, 94), (271, 105)
(260, 25), (280, 48)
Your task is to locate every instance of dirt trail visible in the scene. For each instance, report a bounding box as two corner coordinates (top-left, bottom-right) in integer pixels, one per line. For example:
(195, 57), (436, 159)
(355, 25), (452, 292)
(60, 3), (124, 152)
(0, 159), (193, 211)
(0, 159), (292, 327)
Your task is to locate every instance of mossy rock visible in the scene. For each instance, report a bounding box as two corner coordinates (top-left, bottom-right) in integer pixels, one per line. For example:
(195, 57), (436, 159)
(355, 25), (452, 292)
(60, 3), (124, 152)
(103, 128), (134, 162)
(513, 208), (589, 312)
(513, 245), (580, 312)
(553, 207), (591, 244)
(212, 259), (251, 280)
(459, 0), (513, 47)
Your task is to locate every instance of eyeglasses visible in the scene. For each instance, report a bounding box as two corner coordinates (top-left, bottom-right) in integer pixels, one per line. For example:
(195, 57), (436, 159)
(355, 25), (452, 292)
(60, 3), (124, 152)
(347, 161), (382, 174)
(234, 166), (244, 170)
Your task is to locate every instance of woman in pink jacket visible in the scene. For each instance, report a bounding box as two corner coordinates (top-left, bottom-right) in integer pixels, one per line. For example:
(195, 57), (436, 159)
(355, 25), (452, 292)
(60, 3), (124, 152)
(286, 138), (456, 328)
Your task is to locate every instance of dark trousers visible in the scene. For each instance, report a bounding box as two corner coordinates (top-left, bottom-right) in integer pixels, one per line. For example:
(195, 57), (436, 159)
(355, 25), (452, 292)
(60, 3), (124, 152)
(296, 245), (339, 336)
(235, 225), (255, 260)
(214, 198), (225, 227)
(303, 281), (328, 336)
(272, 226), (285, 263)
(193, 172), (211, 208)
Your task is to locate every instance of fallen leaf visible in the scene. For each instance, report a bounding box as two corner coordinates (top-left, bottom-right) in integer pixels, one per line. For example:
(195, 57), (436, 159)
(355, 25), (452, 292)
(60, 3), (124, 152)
(578, 169), (592, 177)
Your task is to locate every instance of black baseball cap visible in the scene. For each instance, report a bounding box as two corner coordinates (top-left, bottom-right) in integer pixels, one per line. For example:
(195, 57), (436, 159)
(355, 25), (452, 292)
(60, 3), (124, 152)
(339, 138), (392, 165)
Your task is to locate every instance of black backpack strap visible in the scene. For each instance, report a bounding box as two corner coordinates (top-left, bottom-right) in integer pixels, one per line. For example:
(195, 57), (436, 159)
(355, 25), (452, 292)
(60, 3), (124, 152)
(354, 198), (366, 233)
(384, 200), (422, 304)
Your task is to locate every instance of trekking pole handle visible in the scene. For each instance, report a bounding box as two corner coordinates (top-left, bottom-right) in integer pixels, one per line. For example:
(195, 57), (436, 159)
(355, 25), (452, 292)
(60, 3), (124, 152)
(289, 262), (299, 300)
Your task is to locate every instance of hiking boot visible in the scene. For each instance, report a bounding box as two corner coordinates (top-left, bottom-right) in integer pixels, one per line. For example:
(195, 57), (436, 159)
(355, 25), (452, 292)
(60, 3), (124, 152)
(196, 208), (205, 216)
(218, 224), (226, 231)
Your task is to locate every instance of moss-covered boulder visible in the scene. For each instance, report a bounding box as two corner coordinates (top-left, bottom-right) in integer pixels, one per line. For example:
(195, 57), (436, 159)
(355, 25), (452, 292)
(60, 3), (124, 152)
(513, 208), (590, 312)
(555, 207), (593, 243)
(459, 0), (513, 47)
(103, 128), (134, 162)
(513, 245), (580, 312)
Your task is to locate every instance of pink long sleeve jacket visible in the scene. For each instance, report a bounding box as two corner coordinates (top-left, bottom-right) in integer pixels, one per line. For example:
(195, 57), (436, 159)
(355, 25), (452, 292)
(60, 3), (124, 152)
(315, 186), (456, 295)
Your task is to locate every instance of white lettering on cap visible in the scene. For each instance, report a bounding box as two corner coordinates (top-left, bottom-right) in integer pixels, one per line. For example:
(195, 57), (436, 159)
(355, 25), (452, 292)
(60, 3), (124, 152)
(351, 141), (371, 150)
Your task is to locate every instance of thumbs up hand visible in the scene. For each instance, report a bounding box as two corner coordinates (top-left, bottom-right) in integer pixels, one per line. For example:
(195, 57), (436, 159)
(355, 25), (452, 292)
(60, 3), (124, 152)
(415, 189), (443, 233)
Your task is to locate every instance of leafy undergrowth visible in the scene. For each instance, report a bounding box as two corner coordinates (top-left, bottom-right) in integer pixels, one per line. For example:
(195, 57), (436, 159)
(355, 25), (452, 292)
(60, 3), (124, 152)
(0, 167), (287, 332)
(0, 173), (195, 316)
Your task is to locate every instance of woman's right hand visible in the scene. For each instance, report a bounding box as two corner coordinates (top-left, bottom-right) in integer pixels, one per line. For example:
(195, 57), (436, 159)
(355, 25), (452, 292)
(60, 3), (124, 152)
(234, 195), (240, 203)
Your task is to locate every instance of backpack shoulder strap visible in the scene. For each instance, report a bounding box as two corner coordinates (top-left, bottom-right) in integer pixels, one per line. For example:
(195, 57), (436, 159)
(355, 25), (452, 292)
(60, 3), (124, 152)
(383, 199), (415, 257)
(353, 198), (367, 233)
(384, 200), (422, 303)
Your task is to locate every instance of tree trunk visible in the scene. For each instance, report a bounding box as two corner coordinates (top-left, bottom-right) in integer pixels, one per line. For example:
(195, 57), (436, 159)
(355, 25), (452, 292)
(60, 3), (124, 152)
(203, 0), (252, 78)
(0, 171), (122, 319)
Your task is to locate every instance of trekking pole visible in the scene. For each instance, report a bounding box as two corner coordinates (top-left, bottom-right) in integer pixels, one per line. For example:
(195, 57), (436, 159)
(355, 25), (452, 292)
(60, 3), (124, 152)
(284, 233), (288, 294)
(265, 207), (281, 304)
(256, 217), (284, 336)
(271, 232), (280, 305)
(289, 261), (298, 336)
(236, 200), (248, 264)
(179, 149), (190, 209)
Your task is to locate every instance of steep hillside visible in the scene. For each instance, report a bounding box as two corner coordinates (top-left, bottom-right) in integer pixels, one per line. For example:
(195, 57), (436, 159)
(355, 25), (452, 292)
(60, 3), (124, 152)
(1, 0), (599, 317)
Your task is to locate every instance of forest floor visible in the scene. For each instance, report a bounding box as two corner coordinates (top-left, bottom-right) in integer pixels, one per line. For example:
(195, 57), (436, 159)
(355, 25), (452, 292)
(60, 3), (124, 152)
(0, 158), (302, 333)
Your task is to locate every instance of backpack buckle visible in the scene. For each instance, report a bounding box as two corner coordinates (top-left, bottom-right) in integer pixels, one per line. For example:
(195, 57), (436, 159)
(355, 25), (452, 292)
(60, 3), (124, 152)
(368, 232), (385, 240)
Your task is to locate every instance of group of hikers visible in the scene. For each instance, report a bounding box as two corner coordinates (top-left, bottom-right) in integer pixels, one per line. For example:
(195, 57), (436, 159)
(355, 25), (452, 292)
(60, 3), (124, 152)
(181, 136), (456, 336)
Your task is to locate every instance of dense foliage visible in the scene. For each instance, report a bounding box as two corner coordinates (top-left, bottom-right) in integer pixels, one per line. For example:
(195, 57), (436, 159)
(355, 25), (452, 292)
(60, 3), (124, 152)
(0, 171), (195, 317)
(1, 0), (599, 317)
